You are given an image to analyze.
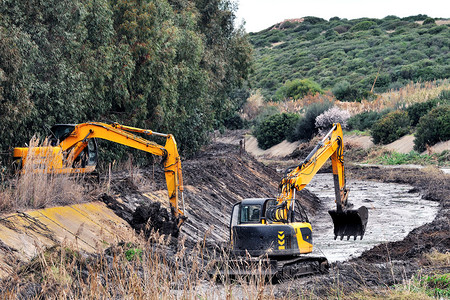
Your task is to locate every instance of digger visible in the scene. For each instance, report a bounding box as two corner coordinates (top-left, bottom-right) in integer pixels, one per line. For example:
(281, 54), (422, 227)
(228, 123), (368, 277)
(13, 122), (186, 226)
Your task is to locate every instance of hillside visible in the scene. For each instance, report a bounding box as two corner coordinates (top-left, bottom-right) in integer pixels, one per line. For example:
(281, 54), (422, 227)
(249, 15), (450, 101)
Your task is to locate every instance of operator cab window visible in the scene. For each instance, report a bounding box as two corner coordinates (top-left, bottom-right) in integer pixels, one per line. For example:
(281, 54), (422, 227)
(240, 204), (261, 223)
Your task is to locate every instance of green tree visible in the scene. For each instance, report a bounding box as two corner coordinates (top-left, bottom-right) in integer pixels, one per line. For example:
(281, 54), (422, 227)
(254, 113), (300, 150)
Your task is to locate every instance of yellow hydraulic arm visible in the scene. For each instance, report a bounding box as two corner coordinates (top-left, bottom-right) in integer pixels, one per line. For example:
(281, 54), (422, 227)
(273, 123), (368, 239)
(278, 123), (348, 213)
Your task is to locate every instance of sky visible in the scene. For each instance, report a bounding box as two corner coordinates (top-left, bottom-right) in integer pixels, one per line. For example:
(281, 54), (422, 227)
(235, 0), (449, 32)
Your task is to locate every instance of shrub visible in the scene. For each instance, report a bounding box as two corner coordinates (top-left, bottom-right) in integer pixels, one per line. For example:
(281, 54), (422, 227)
(223, 113), (245, 130)
(334, 25), (349, 34)
(422, 18), (436, 25)
(371, 110), (411, 144)
(332, 81), (360, 102)
(274, 79), (323, 101)
(288, 101), (333, 142)
(252, 106), (279, 126)
(347, 111), (387, 131)
(406, 99), (438, 126)
(439, 89), (450, 101)
(315, 107), (350, 134)
(414, 105), (450, 152)
(351, 21), (376, 32)
(254, 113), (300, 150)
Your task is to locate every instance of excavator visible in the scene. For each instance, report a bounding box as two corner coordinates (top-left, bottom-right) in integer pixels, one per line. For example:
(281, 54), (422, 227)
(228, 123), (369, 278)
(13, 122), (185, 225)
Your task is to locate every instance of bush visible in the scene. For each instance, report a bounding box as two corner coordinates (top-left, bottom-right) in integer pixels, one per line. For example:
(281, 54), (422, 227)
(252, 106), (279, 126)
(315, 107), (350, 134)
(347, 111), (387, 131)
(254, 113), (300, 150)
(371, 110), (411, 144)
(439, 89), (450, 101)
(288, 101), (333, 142)
(422, 18), (436, 25)
(351, 21), (377, 32)
(332, 81), (361, 102)
(414, 105), (450, 152)
(274, 79), (323, 101)
(406, 99), (438, 126)
(223, 113), (245, 130)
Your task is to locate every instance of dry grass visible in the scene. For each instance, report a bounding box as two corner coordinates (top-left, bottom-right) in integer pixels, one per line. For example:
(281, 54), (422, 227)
(252, 80), (449, 117)
(242, 90), (265, 120)
(0, 137), (90, 212)
(348, 289), (434, 300)
(264, 91), (336, 115)
(0, 232), (281, 299)
(336, 80), (450, 115)
(423, 249), (450, 267)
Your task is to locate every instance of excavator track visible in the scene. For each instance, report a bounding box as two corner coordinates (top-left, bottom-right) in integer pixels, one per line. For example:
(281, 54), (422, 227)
(214, 254), (329, 281)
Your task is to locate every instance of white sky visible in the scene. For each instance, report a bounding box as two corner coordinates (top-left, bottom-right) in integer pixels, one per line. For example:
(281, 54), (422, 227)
(235, 0), (449, 32)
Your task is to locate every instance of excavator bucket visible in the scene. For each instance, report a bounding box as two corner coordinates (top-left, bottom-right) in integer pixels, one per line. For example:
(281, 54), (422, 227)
(328, 206), (368, 240)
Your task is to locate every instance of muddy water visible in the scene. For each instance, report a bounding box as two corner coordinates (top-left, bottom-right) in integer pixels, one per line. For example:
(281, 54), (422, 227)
(305, 173), (440, 263)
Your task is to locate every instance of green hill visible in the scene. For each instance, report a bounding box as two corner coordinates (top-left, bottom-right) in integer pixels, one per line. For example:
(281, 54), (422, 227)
(249, 15), (450, 101)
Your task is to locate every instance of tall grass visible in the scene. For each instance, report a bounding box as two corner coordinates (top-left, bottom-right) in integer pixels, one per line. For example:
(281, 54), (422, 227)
(0, 137), (88, 212)
(252, 80), (449, 117)
(336, 80), (449, 115)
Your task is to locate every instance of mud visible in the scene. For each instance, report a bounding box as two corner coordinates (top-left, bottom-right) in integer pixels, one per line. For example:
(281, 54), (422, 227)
(306, 173), (439, 263)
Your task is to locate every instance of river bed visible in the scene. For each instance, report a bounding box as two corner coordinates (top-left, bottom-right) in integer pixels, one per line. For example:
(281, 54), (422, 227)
(305, 173), (440, 263)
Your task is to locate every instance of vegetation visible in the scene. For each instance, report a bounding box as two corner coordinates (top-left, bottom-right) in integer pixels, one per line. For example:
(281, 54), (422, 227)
(414, 105), (450, 152)
(376, 150), (450, 166)
(0, 0), (252, 162)
(315, 106), (350, 133)
(254, 113), (299, 149)
(347, 111), (388, 131)
(405, 99), (439, 126)
(274, 78), (323, 101)
(249, 16), (450, 101)
(371, 110), (411, 144)
(288, 101), (334, 142)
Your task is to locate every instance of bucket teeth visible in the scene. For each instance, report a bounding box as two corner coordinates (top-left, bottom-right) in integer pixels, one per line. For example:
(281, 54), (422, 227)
(329, 206), (369, 240)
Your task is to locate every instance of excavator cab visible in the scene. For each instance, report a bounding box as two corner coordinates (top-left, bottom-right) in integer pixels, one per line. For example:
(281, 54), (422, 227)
(50, 124), (98, 168)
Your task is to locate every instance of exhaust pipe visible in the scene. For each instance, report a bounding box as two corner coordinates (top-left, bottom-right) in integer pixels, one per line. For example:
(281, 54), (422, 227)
(328, 206), (368, 240)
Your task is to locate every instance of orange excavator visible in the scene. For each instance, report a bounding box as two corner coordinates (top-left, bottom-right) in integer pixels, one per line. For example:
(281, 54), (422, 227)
(228, 123), (368, 277)
(13, 122), (185, 225)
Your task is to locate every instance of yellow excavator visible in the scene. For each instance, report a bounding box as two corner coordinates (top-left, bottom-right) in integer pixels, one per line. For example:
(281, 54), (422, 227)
(229, 123), (368, 277)
(13, 122), (185, 225)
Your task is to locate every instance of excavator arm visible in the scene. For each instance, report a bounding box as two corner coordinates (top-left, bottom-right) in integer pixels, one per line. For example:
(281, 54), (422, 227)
(14, 122), (185, 224)
(275, 123), (368, 239)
